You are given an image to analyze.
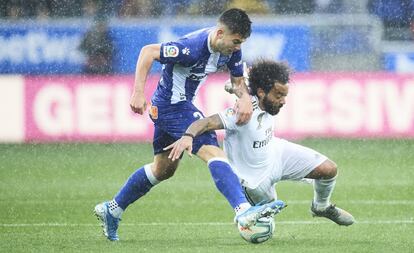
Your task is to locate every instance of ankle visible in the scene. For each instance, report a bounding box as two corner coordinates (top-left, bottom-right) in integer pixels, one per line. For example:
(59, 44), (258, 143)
(235, 202), (251, 215)
(108, 200), (123, 219)
(313, 201), (330, 211)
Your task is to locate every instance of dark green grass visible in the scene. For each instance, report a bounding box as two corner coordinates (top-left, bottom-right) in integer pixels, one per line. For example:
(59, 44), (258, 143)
(1, 139), (413, 252)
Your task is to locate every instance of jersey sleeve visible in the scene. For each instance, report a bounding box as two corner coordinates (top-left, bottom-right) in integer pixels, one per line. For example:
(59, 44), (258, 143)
(159, 40), (196, 66)
(226, 50), (243, 77)
(218, 108), (237, 131)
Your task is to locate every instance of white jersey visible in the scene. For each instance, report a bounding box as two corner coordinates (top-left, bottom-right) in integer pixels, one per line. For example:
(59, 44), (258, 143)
(218, 96), (283, 189)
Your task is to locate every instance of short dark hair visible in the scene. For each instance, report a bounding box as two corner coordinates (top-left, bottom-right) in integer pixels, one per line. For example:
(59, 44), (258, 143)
(218, 8), (252, 38)
(249, 59), (291, 96)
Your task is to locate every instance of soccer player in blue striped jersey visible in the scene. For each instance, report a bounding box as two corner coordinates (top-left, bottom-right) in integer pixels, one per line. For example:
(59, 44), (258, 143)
(94, 9), (285, 241)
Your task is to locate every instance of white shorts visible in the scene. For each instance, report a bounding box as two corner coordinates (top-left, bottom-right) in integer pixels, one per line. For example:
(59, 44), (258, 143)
(243, 138), (327, 205)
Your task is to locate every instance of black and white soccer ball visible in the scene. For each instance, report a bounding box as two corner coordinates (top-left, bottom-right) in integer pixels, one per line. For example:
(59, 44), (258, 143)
(238, 216), (275, 244)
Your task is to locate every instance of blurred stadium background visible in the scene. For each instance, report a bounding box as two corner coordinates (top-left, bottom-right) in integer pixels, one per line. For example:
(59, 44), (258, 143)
(0, 1), (413, 252)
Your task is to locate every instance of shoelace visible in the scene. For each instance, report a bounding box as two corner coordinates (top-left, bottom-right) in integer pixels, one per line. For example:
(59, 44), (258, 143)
(259, 201), (286, 217)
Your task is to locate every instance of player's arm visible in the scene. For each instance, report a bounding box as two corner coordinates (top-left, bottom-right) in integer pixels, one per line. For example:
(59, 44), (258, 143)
(231, 75), (253, 125)
(164, 114), (224, 161)
(227, 52), (252, 125)
(130, 44), (161, 114)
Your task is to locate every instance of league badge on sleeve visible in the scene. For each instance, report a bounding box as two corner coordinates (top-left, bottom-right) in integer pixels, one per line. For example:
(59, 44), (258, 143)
(225, 108), (235, 117)
(163, 45), (179, 57)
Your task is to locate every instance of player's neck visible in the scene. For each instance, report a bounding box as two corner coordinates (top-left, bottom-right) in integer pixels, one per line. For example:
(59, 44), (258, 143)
(255, 96), (266, 112)
(209, 30), (219, 53)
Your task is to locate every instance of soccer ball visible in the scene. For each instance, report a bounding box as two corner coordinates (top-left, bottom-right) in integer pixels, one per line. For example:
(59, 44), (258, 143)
(238, 216), (275, 244)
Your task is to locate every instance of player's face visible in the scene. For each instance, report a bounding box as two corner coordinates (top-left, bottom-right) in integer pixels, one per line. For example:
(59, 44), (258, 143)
(261, 83), (288, 115)
(216, 27), (246, 55)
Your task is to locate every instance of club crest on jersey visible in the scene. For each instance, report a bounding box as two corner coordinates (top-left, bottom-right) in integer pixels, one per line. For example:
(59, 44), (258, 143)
(163, 45), (179, 57)
(257, 112), (265, 129)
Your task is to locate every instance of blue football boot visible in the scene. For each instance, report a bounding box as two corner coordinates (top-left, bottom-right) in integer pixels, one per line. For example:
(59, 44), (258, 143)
(236, 200), (285, 228)
(94, 202), (120, 241)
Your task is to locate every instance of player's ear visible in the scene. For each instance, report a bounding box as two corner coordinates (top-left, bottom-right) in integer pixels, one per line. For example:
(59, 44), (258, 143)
(217, 30), (224, 39)
(257, 88), (265, 99)
(216, 26), (225, 39)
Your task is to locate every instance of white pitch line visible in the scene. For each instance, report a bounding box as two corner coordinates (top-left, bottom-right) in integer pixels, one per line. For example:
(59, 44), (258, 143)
(1, 220), (413, 227)
(2, 200), (414, 205)
(286, 200), (414, 205)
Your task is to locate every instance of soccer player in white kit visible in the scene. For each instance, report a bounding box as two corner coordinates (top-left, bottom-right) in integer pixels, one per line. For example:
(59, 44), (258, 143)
(166, 59), (355, 226)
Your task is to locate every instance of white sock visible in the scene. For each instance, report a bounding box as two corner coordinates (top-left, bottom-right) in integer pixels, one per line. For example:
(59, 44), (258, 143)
(144, 164), (160, 185)
(313, 176), (337, 210)
(108, 199), (123, 218)
(234, 202), (251, 215)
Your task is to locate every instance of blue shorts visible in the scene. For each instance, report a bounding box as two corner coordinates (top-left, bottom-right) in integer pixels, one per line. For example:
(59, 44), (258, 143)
(149, 101), (219, 156)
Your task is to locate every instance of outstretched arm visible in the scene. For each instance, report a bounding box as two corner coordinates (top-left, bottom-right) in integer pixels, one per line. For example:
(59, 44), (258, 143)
(130, 44), (161, 115)
(164, 114), (224, 161)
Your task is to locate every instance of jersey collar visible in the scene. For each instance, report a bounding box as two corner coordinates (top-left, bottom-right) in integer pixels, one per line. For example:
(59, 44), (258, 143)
(207, 29), (215, 54)
(252, 96), (262, 111)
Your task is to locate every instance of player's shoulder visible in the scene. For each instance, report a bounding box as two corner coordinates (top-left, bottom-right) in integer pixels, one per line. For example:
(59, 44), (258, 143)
(181, 27), (211, 42)
(177, 28), (210, 52)
(160, 28), (210, 64)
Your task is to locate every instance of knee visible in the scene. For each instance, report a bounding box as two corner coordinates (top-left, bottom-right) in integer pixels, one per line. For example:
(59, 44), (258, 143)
(322, 160), (337, 179)
(152, 164), (178, 181)
(308, 159), (338, 179)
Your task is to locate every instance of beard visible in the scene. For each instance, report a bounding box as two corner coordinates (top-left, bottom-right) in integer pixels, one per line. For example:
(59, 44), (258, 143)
(263, 95), (282, 115)
(219, 46), (233, 55)
(216, 41), (234, 55)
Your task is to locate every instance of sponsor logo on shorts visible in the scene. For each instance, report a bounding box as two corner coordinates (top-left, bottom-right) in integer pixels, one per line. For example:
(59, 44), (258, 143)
(163, 45), (179, 57)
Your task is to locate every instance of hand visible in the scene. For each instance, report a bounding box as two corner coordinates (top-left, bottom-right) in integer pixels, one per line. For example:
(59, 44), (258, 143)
(163, 136), (194, 161)
(224, 79), (234, 94)
(130, 91), (147, 114)
(235, 94), (252, 125)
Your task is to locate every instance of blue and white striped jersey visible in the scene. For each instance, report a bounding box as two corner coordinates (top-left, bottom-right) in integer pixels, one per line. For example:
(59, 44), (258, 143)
(151, 28), (243, 106)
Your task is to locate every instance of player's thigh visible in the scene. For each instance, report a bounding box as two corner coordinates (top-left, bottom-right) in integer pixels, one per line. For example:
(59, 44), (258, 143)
(192, 131), (219, 156)
(152, 102), (218, 155)
(243, 179), (277, 206)
(152, 122), (179, 156)
(196, 145), (226, 162)
(279, 139), (328, 181)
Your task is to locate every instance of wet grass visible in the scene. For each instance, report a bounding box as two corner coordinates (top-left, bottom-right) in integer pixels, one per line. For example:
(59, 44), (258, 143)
(0, 139), (413, 252)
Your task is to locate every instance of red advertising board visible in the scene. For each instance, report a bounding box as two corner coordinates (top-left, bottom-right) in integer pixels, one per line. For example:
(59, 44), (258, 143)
(1, 72), (413, 142)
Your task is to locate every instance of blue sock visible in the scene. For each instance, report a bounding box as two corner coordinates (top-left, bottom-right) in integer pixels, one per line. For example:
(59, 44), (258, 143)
(114, 165), (157, 210)
(208, 158), (247, 209)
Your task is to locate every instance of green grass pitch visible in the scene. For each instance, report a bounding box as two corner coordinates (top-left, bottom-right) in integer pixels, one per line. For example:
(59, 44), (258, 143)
(1, 139), (413, 252)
